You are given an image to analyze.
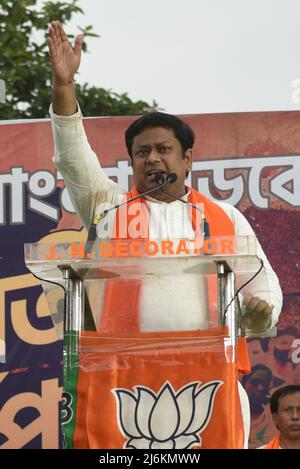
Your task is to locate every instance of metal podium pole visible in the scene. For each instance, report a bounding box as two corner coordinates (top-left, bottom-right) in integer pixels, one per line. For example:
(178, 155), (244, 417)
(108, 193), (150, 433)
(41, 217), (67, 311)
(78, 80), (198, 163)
(217, 261), (237, 346)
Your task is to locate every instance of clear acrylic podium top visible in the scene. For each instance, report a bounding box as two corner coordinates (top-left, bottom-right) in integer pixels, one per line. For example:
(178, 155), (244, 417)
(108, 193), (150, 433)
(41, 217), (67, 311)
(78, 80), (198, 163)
(24, 235), (274, 341)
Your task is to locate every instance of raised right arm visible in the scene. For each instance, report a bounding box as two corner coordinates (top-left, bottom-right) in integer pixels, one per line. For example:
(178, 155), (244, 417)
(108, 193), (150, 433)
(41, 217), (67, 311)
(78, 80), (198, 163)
(48, 21), (123, 229)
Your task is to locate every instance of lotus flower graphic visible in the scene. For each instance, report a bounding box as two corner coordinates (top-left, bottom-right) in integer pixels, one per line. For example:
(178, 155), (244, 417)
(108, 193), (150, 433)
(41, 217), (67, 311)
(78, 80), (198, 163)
(112, 380), (223, 449)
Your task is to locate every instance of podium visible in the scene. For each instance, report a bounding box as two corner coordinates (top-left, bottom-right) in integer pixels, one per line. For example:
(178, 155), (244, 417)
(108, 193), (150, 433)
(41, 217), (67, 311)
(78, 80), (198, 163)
(25, 236), (275, 449)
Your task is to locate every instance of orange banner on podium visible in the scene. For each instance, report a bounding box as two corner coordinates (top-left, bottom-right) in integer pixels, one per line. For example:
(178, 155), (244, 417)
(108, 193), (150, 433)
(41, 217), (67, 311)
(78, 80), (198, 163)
(68, 328), (244, 449)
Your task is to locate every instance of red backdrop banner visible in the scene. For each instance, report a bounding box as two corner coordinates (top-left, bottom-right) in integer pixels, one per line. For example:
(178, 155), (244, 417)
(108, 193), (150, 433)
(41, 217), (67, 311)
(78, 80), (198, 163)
(0, 111), (299, 448)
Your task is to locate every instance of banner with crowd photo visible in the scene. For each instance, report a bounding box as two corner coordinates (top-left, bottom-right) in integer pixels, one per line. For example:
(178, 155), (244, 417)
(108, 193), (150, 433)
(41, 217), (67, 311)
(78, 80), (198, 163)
(0, 111), (299, 449)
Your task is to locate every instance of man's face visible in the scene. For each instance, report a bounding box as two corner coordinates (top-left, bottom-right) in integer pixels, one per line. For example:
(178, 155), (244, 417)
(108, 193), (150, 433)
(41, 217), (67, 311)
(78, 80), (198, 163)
(131, 126), (192, 202)
(247, 370), (270, 396)
(272, 392), (300, 440)
(245, 370), (271, 414)
(248, 340), (267, 367)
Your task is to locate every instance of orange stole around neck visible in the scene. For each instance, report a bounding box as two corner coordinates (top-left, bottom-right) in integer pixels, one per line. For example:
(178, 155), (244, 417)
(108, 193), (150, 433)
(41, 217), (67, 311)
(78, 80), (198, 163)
(99, 186), (250, 374)
(261, 434), (281, 449)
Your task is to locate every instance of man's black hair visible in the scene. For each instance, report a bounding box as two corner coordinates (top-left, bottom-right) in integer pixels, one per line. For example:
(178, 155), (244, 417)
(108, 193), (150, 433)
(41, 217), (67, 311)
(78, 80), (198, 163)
(270, 385), (300, 414)
(125, 111), (195, 158)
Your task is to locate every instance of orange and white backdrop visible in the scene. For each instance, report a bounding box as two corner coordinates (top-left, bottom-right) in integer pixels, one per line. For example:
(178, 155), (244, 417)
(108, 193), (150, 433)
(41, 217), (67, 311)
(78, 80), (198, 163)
(0, 111), (300, 448)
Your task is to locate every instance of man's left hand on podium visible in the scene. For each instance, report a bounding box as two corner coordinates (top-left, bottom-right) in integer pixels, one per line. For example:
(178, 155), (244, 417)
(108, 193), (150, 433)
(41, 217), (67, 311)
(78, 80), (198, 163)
(241, 292), (273, 333)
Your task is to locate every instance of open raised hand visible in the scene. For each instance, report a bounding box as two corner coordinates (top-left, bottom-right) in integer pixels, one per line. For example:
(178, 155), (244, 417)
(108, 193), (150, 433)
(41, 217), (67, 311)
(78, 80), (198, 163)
(48, 20), (84, 86)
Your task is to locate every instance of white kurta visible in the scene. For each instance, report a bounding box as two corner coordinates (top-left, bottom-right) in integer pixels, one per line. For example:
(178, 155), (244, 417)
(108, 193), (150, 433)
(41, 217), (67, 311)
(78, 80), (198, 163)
(50, 105), (283, 448)
(50, 105), (282, 331)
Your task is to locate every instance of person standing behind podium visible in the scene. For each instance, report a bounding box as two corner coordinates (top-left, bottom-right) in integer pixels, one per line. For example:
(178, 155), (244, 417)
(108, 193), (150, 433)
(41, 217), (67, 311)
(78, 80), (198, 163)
(48, 21), (283, 447)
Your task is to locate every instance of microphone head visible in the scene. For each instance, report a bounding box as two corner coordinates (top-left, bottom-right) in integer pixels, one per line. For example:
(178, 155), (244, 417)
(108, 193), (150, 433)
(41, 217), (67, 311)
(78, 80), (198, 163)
(154, 172), (166, 185)
(167, 173), (177, 183)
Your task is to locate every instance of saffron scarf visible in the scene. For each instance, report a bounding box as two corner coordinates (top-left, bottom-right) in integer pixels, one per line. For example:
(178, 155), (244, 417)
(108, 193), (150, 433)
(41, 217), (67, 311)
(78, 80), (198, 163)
(99, 186), (250, 374)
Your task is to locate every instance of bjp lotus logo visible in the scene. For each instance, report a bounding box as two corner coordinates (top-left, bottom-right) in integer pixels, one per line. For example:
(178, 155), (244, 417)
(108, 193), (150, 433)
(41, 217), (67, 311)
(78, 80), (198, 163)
(112, 380), (223, 449)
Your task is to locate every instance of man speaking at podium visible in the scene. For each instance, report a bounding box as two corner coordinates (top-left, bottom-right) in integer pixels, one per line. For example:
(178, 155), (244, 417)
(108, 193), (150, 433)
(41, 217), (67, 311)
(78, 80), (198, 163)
(48, 21), (282, 449)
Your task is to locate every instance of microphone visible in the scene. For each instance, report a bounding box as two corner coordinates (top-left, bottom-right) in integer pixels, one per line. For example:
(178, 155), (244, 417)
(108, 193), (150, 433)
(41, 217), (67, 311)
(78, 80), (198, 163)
(86, 172), (176, 244)
(154, 172), (177, 185)
(154, 172), (165, 185)
(160, 176), (210, 240)
(154, 173), (177, 185)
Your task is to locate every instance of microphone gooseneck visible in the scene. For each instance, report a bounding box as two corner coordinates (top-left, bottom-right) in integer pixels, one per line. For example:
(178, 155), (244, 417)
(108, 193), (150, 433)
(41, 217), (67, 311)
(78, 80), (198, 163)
(161, 178), (210, 240)
(87, 173), (177, 244)
(101, 174), (175, 218)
